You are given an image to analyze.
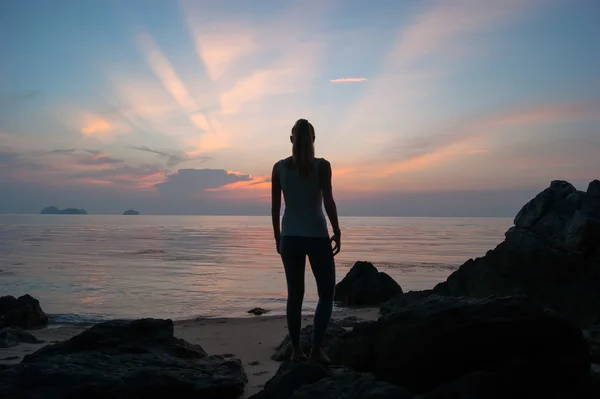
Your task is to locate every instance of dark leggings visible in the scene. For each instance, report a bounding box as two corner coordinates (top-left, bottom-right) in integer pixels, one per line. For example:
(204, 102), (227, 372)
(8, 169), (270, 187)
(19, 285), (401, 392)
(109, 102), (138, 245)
(280, 235), (335, 351)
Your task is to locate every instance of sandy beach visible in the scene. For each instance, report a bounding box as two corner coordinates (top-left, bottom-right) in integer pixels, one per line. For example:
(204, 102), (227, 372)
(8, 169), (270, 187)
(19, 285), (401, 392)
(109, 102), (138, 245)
(0, 307), (379, 398)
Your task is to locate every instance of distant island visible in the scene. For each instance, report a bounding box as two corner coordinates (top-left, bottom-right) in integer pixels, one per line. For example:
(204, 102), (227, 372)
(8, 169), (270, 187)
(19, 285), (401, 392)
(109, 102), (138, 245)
(123, 209), (140, 215)
(40, 206), (88, 215)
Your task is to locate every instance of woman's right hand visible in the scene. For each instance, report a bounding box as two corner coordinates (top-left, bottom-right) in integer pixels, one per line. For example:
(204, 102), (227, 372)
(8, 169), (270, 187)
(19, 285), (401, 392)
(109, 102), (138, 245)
(331, 231), (341, 256)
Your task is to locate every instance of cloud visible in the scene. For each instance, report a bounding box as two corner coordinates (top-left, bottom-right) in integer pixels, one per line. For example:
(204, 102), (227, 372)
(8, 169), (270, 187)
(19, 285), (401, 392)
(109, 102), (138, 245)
(130, 146), (211, 167)
(154, 169), (252, 197)
(219, 42), (322, 114)
(466, 149), (489, 154)
(0, 90), (41, 106)
(76, 112), (131, 141)
(193, 32), (257, 81)
(137, 32), (199, 112)
(389, 0), (542, 66)
(329, 77), (367, 83)
(70, 164), (167, 188)
(77, 155), (125, 166)
(49, 148), (77, 154)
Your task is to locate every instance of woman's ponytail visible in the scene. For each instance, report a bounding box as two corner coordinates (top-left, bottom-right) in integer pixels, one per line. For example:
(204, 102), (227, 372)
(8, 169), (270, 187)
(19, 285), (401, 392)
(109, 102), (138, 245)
(292, 119), (315, 177)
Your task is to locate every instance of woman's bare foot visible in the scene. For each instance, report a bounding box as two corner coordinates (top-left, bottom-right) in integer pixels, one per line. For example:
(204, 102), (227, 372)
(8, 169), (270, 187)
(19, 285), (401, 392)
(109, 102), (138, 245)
(291, 348), (307, 362)
(308, 347), (331, 365)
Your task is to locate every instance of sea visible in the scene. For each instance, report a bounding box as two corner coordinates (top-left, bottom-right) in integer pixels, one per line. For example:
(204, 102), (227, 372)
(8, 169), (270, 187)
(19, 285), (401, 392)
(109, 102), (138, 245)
(0, 215), (512, 325)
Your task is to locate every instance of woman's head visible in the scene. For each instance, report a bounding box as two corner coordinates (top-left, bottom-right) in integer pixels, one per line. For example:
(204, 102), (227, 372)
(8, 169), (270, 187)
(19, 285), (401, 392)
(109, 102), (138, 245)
(290, 118), (315, 177)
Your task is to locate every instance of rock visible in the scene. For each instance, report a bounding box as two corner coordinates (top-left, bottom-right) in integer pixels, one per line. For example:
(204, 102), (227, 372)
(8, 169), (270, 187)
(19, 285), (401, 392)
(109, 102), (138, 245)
(0, 327), (44, 348)
(584, 326), (600, 362)
(334, 262), (403, 306)
(272, 323), (348, 362)
(123, 209), (140, 215)
(248, 307), (270, 316)
(249, 361), (333, 399)
(380, 290), (434, 315)
(40, 206), (87, 214)
(331, 295), (591, 396)
(40, 206), (60, 214)
(249, 361), (410, 399)
(0, 294), (49, 329)
(433, 180), (600, 328)
(331, 316), (363, 328)
(290, 373), (412, 399)
(0, 318), (247, 398)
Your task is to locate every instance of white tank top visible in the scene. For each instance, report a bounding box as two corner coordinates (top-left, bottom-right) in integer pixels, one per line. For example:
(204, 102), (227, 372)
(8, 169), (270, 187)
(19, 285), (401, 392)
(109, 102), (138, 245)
(279, 158), (329, 238)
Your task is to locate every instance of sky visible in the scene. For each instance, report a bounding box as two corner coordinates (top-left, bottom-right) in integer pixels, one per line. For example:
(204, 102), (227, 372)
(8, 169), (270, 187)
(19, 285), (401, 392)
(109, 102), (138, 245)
(0, 0), (599, 216)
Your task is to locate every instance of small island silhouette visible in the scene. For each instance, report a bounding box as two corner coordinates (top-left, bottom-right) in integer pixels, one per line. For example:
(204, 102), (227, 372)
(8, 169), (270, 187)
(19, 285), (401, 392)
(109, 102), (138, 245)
(40, 206), (88, 215)
(123, 209), (140, 215)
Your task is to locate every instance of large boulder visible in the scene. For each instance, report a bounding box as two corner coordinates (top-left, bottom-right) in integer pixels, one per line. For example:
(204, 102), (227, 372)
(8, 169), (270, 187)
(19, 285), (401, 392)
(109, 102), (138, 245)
(331, 295), (591, 396)
(433, 180), (600, 327)
(0, 294), (49, 329)
(380, 290), (434, 315)
(249, 361), (411, 399)
(0, 318), (247, 398)
(0, 327), (44, 348)
(334, 261), (403, 306)
(272, 323), (348, 361)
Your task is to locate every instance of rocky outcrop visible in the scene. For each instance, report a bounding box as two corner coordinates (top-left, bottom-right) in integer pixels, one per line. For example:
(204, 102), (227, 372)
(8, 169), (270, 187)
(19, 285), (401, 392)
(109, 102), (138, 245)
(41, 206), (88, 214)
(249, 361), (411, 399)
(433, 180), (600, 327)
(0, 294), (49, 329)
(379, 290), (434, 315)
(0, 318), (247, 398)
(123, 209), (140, 215)
(334, 262), (403, 306)
(330, 295), (591, 396)
(272, 323), (348, 361)
(0, 327), (44, 348)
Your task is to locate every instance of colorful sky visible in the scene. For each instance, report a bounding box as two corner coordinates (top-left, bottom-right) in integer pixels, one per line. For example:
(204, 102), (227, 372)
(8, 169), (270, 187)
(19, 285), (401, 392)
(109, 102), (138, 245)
(1, 0), (599, 216)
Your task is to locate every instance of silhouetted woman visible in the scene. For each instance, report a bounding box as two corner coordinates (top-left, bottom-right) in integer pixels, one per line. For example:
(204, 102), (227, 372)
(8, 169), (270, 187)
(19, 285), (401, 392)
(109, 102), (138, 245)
(271, 118), (341, 364)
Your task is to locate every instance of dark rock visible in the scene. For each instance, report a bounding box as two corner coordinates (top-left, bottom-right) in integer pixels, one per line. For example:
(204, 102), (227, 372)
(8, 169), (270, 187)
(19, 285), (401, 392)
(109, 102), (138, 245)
(331, 316), (363, 328)
(0, 327), (44, 348)
(248, 307), (270, 316)
(0, 318), (247, 398)
(40, 206), (60, 214)
(272, 323), (348, 362)
(290, 373), (412, 399)
(380, 290), (434, 315)
(584, 326), (600, 362)
(331, 295), (591, 395)
(334, 261), (403, 306)
(0, 294), (49, 329)
(249, 361), (332, 399)
(250, 361), (410, 399)
(123, 209), (140, 215)
(41, 206), (88, 214)
(433, 179), (600, 327)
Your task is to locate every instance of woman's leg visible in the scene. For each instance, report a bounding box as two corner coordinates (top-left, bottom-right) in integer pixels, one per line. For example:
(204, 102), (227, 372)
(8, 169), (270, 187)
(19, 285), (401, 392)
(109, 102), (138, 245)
(280, 236), (307, 359)
(307, 237), (336, 358)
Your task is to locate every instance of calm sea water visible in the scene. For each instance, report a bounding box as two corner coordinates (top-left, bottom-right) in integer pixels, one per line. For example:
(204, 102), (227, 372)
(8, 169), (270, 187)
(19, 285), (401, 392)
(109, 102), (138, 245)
(0, 215), (511, 324)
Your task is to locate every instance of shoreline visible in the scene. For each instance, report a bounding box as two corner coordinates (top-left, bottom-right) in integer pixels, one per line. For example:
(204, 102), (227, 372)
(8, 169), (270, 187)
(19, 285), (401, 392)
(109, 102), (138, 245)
(0, 307), (380, 398)
(44, 303), (382, 328)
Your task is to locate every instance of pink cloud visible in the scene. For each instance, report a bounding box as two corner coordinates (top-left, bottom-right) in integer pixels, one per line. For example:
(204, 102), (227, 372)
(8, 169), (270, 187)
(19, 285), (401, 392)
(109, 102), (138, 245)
(330, 77), (367, 83)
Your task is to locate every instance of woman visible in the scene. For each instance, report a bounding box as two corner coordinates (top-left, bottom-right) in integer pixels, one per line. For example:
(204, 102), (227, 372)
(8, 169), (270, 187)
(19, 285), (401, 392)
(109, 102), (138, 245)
(271, 118), (341, 364)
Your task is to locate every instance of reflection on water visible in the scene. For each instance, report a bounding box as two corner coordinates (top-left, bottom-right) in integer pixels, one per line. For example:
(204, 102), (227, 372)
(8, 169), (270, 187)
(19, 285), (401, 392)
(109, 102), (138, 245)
(0, 215), (511, 323)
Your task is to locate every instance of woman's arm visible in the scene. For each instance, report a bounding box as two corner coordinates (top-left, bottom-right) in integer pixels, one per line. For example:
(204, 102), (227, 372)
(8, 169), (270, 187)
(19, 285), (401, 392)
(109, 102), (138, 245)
(319, 160), (340, 236)
(271, 162), (282, 253)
